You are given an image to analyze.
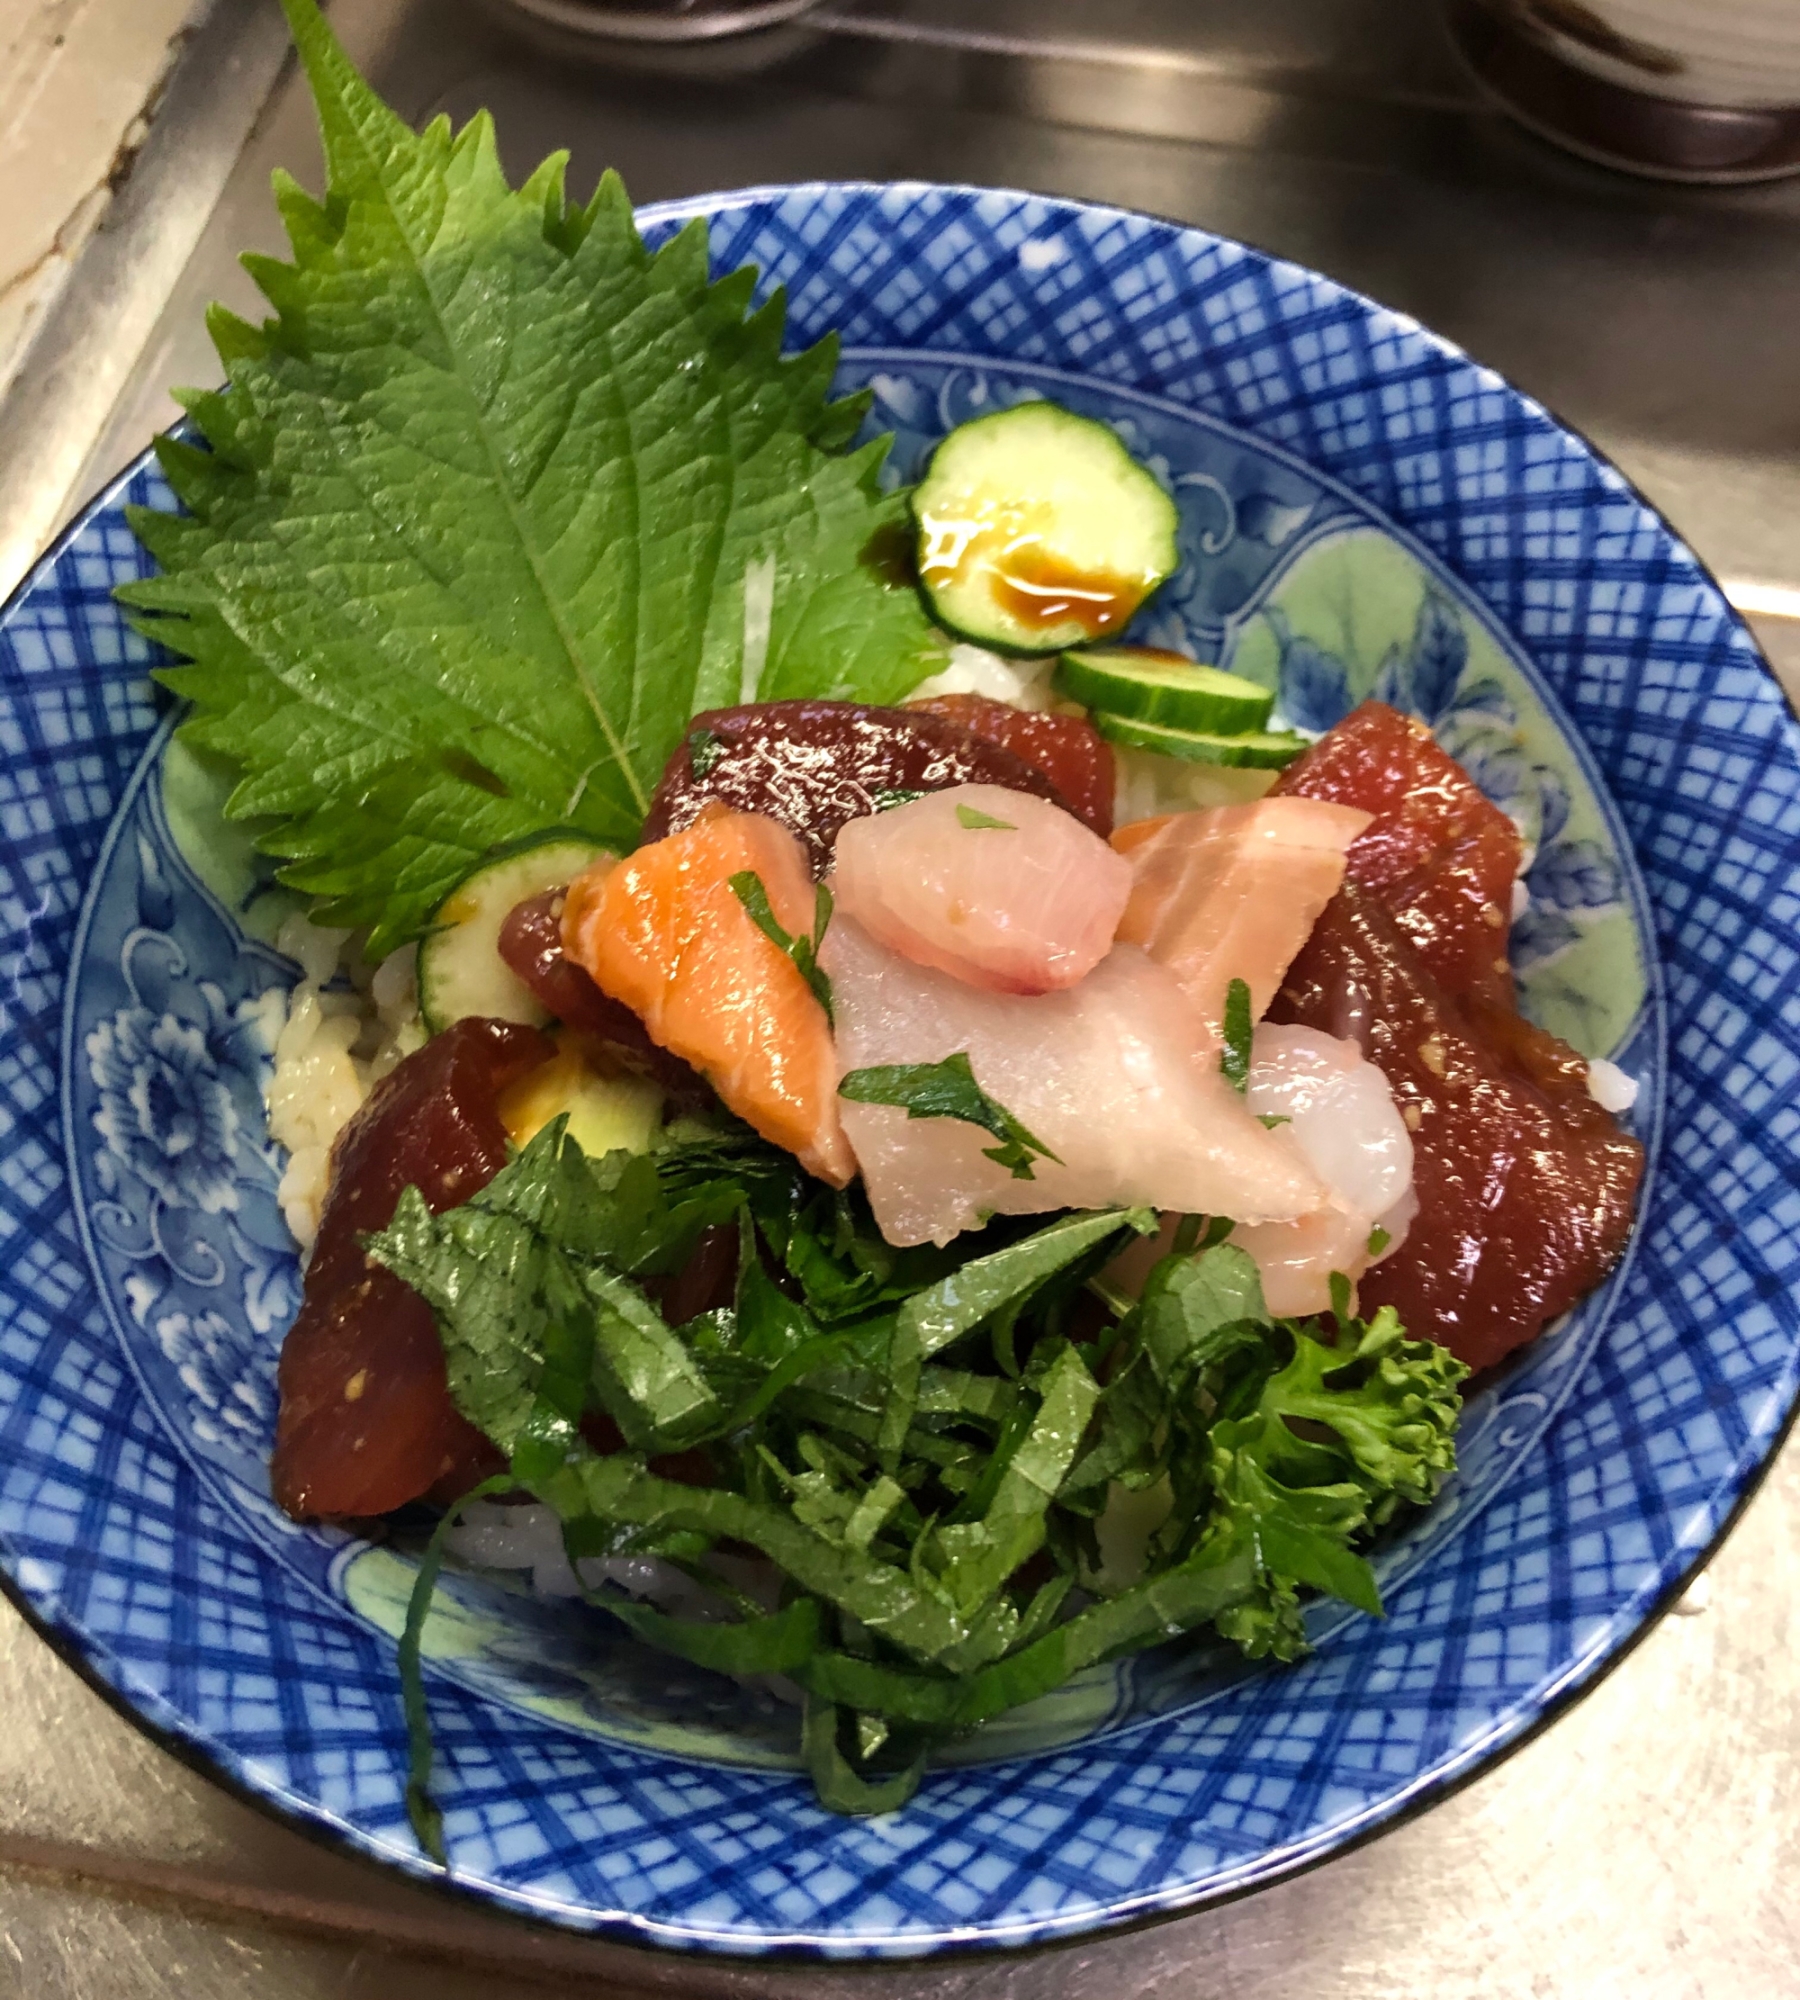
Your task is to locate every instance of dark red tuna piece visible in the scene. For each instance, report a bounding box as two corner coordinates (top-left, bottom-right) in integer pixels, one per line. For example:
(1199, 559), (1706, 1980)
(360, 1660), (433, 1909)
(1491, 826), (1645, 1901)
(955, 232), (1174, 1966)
(1274, 700), (1523, 1007)
(497, 890), (712, 1109)
(641, 699), (1073, 876)
(272, 1017), (553, 1521)
(1270, 884), (1643, 1375)
(904, 692), (1115, 837)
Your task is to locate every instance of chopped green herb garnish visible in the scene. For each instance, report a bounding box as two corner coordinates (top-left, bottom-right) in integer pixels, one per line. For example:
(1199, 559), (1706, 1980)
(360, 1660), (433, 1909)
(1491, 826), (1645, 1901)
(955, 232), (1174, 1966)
(1170, 1213), (1206, 1258)
(688, 727), (725, 780)
(954, 803), (1016, 831)
(1366, 1224), (1392, 1256)
(399, 1472), (512, 1862)
(730, 870), (834, 1021)
(1220, 977), (1254, 1094)
(839, 1052), (1062, 1181)
(365, 1121), (1468, 1815)
(1257, 1114), (1290, 1130)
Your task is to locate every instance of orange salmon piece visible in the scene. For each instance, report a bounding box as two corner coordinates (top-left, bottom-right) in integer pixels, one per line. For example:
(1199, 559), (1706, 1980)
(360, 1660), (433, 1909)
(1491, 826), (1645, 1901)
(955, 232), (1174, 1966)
(562, 809), (854, 1186)
(1113, 797), (1372, 1038)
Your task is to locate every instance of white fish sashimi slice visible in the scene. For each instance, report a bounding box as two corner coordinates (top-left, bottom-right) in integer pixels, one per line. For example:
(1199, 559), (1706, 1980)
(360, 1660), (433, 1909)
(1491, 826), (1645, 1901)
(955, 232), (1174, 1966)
(1246, 1025), (1413, 1217)
(1230, 1023), (1417, 1316)
(832, 783), (1130, 995)
(822, 914), (1327, 1248)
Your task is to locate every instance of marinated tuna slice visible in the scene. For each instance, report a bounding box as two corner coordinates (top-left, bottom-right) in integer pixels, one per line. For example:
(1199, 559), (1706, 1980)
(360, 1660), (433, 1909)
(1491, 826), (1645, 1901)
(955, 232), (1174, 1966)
(904, 692), (1115, 836)
(562, 810), (854, 1185)
(498, 890), (711, 1108)
(273, 1017), (553, 1521)
(1112, 797), (1370, 1039)
(498, 889), (637, 1039)
(1274, 700), (1523, 1005)
(641, 699), (1070, 877)
(833, 783), (1131, 995)
(1231, 1024), (1416, 1317)
(1270, 883), (1643, 1373)
(823, 913), (1326, 1247)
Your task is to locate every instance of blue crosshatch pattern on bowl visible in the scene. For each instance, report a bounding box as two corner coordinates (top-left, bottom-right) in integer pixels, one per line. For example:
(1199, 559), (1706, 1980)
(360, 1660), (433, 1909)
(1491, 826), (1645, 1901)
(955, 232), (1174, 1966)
(0, 182), (1794, 1959)
(56, 355), (1658, 1761)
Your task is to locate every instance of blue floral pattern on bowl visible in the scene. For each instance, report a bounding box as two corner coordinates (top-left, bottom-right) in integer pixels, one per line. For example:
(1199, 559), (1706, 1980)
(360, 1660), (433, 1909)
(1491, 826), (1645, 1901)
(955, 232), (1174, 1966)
(0, 182), (1796, 1961)
(66, 740), (297, 1491)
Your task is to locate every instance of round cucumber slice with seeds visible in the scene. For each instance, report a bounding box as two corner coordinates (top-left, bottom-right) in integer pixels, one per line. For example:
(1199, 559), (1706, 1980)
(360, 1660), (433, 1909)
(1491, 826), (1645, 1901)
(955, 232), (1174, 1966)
(1056, 647), (1275, 734)
(1093, 712), (1310, 770)
(418, 834), (612, 1034)
(910, 402), (1178, 655)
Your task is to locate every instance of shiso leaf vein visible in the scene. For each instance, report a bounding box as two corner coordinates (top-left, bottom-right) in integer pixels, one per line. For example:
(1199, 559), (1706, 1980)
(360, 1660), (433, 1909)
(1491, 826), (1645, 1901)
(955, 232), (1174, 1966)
(119, 0), (943, 952)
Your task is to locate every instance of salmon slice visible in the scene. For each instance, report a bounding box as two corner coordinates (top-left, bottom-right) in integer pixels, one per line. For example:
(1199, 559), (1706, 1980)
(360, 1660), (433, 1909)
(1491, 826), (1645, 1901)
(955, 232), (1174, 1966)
(833, 783), (1131, 995)
(1112, 797), (1371, 1039)
(562, 809), (854, 1186)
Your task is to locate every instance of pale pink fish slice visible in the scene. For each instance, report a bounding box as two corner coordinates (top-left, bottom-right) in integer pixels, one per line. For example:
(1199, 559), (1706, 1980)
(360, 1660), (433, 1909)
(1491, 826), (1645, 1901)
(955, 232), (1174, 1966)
(822, 913), (1326, 1248)
(1230, 1023), (1416, 1316)
(1112, 796), (1371, 1042)
(831, 783), (1131, 995)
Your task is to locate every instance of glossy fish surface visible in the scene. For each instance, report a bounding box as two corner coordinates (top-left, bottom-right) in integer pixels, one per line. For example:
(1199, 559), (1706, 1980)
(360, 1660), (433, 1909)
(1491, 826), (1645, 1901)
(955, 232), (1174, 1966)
(832, 783), (1131, 995)
(823, 913), (1325, 1247)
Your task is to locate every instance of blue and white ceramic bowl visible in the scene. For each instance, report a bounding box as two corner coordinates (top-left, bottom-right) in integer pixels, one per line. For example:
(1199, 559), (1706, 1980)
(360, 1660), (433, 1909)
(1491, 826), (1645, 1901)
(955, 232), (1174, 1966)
(2, 182), (1798, 1960)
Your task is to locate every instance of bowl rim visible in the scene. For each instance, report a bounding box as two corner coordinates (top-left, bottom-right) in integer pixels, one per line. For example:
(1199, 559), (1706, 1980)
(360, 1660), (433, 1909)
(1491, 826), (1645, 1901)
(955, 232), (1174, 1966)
(2, 175), (1796, 1966)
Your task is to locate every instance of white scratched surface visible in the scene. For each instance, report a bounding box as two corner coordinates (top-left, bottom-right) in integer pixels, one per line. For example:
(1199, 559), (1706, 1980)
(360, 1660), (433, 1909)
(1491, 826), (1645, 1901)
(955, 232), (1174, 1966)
(0, 0), (199, 397)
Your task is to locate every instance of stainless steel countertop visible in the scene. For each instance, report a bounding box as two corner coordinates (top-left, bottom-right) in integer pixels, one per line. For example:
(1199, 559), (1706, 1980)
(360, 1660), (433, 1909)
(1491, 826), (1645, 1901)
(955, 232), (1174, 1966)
(2, 3), (1797, 1991)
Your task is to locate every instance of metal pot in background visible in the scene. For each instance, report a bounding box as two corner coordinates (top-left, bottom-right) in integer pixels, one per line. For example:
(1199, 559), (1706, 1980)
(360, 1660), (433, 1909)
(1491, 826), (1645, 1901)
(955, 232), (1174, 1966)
(1449, 0), (1800, 180)
(475, 0), (818, 45)
(469, 0), (826, 78)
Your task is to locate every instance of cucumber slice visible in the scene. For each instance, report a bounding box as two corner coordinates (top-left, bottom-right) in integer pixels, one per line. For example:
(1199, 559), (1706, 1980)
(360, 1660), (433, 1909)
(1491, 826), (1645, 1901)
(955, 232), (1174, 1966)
(418, 835), (611, 1034)
(910, 402), (1178, 655)
(1093, 712), (1310, 769)
(1056, 647), (1274, 734)
(499, 1049), (663, 1159)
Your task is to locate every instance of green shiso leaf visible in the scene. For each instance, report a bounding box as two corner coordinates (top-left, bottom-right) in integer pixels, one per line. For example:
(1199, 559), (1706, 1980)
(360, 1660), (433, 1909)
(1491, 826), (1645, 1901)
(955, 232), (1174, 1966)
(875, 1205), (1153, 1470)
(839, 1050), (1064, 1182)
(927, 1340), (1099, 1624)
(366, 1034), (1467, 1812)
(608, 1592), (824, 1676)
(398, 1471), (513, 1864)
(118, 0), (943, 953)
(1137, 1238), (1267, 1391)
(729, 870), (834, 1021)
(366, 1120), (723, 1455)
(1219, 976), (1254, 1093)
(803, 1695), (929, 1815)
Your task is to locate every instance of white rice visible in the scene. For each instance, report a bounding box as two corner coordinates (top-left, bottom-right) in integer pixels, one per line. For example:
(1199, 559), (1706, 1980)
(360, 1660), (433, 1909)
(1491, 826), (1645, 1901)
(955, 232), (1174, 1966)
(1110, 744), (1279, 827)
(1585, 1057), (1640, 1115)
(909, 640), (1059, 711)
(264, 914), (427, 1253)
